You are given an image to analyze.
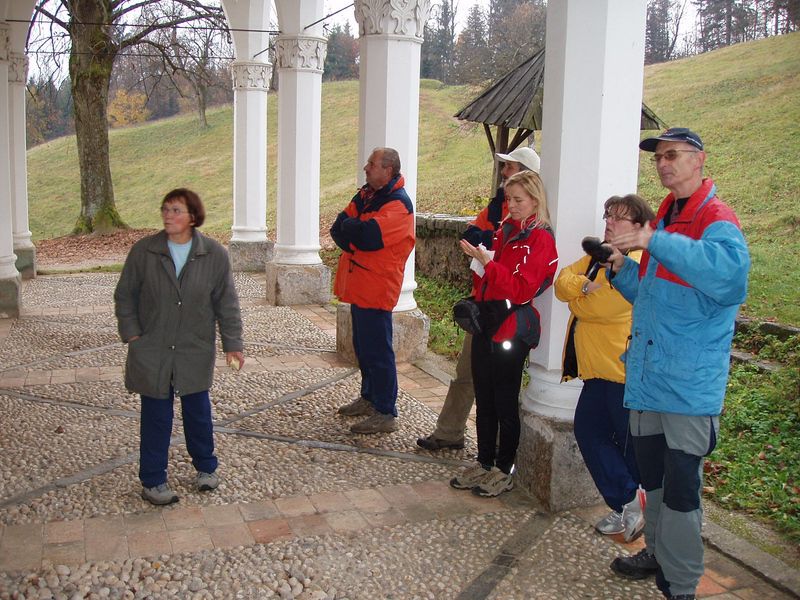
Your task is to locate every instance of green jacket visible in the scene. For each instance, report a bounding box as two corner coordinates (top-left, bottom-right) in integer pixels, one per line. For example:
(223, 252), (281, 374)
(114, 230), (243, 398)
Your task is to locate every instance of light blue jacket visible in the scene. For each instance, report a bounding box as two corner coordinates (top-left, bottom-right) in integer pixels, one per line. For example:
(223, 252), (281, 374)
(611, 179), (750, 416)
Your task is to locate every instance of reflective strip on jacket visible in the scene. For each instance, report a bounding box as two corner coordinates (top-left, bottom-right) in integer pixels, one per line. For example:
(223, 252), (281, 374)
(331, 175), (415, 311)
(611, 178), (750, 416)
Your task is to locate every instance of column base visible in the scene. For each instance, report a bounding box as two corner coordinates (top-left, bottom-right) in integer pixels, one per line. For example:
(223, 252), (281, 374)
(335, 303), (430, 366)
(515, 410), (601, 512)
(0, 274), (22, 319)
(14, 246), (36, 279)
(265, 263), (331, 306)
(228, 240), (274, 272)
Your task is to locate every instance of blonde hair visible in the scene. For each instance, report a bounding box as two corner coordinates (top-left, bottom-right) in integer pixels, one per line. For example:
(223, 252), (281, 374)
(504, 170), (551, 228)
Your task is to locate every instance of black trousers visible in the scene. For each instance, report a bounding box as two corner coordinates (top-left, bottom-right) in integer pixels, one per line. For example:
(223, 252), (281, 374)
(471, 333), (529, 474)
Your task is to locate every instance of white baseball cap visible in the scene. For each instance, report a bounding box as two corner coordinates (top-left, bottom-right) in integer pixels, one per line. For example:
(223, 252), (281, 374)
(495, 147), (540, 173)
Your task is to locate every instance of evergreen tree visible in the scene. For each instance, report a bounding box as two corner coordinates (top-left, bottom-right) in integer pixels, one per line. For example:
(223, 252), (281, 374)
(421, 0), (456, 83)
(452, 3), (491, 84)
(646, 0), (687, 63)
(324, 23), (359, 81)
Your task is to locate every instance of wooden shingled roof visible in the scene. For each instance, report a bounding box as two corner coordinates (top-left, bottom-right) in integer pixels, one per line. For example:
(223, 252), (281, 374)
(454, 48), (666, 131)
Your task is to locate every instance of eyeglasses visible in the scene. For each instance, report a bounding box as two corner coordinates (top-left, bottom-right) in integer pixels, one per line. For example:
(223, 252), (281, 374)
(160, 206), (189, 216)
(650, 149), (699, 163)
(603, 212), (634, 222)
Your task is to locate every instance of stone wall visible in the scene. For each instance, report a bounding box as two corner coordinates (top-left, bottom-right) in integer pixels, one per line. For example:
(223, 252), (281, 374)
(415, 213), (473, 286)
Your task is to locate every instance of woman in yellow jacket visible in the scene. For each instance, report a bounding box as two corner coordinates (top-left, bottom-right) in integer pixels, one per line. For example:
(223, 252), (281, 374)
(555, 194), (655, 542)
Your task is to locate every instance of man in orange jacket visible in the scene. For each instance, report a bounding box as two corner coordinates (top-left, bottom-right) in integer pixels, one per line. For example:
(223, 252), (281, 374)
(331, 148), (415, 434)
(416, 146), (540, 451)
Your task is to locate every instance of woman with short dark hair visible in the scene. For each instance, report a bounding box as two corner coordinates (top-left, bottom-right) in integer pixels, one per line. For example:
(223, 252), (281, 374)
(115, 188), (244, 505)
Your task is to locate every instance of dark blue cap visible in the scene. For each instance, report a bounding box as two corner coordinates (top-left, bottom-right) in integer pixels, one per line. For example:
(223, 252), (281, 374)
(639, 127), (704, 152)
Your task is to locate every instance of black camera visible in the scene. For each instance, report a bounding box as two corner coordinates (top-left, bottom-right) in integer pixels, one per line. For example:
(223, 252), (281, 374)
(581, 236), (613, 263)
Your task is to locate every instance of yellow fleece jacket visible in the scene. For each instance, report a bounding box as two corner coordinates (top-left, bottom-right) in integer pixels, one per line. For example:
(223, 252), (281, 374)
(554, 251), (642, 383)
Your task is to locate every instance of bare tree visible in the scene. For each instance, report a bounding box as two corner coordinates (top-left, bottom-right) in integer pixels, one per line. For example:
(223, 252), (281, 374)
(29, 0), (225, 234)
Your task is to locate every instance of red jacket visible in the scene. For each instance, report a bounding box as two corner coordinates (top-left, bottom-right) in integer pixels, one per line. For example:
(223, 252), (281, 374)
(474, 217), (558, 343)
(331, 176), (415, 311)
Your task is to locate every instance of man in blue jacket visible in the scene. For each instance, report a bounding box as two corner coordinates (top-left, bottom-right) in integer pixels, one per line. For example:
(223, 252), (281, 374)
(605, 128), (750, 600)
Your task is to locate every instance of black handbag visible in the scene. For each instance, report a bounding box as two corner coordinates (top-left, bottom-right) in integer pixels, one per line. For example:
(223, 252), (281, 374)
(453, 297), (482, 335)
(453, 296), (519, 338)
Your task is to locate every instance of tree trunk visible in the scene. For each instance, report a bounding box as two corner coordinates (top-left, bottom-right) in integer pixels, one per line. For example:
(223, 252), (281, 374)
(68, 0), (127, 234)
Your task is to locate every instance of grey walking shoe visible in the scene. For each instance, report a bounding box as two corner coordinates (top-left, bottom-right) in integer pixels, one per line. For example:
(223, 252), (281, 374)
(449, 463), (491, 490)
(350, 413), (397, 434)
(337, 396), (375, 417)
(621, 486), (646, 542)
(196, 471), (220, 492)
(594, 510), (624, 535)
(472, 467), (513, 497)
(141, 483), (179, 506)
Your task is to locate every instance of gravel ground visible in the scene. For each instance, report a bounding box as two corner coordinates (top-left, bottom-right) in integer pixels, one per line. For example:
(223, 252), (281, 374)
(3, 272), (783, 600)
(0, 510), (666, 600)
(0, 395), (139, 503)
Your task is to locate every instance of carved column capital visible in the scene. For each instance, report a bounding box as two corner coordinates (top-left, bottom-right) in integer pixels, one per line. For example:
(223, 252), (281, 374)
(230, 61), (272, 91)
(275, 36), (327, 73)
(0, 23), (9, 62)
(355, 0), (431, 40)
(9, 53), (28, 84)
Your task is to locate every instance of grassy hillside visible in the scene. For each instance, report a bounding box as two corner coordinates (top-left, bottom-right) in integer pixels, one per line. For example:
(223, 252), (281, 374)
(27, 32), (800, 324)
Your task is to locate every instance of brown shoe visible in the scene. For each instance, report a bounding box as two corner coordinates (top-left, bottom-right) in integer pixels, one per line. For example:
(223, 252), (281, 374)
(416, 435), (465, 451)
(337, 396), (375, 417)
(350, 413), (398, 434)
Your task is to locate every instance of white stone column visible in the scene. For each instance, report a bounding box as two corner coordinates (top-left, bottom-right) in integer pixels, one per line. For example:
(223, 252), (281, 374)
(229, 60), (272, 271)
(9, 52), (34, 279)
(515, 0), (648, 511)
(354, 0), (431, 313)
(264, 35), (331, 305)
(336, 0), (431, 364)
(0, 23), (21, 317)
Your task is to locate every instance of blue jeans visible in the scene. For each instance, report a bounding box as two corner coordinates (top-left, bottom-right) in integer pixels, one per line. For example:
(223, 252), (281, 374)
(573, 378), (640, 512)
(139, 388), (218, 488)
(351, 304), (398, 416)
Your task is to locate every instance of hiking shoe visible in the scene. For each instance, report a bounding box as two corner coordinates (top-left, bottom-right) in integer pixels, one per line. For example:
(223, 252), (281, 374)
(416, 435), (465, 451)
(594, 510), (624, 535)
(196, 471), (220, 492)
(472, 467), (514, 497)
(450, 463), (491, 490)
(621, 486), (646, 542)
(337, 396), (375, 417)
(350, 413), (397, 434)
(141, 483), (179, 506)
(610, 548), (658, 580)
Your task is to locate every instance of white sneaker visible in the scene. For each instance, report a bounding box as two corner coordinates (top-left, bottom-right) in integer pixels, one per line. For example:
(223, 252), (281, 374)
(622, 486), (646, 542)
(595, 510), (624, 535)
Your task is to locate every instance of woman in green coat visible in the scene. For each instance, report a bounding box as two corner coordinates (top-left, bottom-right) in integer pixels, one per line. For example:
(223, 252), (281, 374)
(114, 188), (244, 505)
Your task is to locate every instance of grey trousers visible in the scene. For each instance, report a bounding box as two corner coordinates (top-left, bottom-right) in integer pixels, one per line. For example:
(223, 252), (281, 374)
(629, 410), (719, 598)
(431, 333), (474, 442)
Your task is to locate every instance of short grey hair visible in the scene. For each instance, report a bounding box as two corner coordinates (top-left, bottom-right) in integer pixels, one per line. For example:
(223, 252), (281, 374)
(373, 147), (401, 177)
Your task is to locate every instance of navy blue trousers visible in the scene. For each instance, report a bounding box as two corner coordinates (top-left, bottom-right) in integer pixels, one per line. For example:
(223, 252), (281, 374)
(351, 304), (398, 416)
(573, 378), (640, 512)
(139, 389), (218, 488)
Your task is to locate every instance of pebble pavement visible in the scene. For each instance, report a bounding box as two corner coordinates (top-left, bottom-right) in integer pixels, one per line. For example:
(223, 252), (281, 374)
(0, 273), (795, 600)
